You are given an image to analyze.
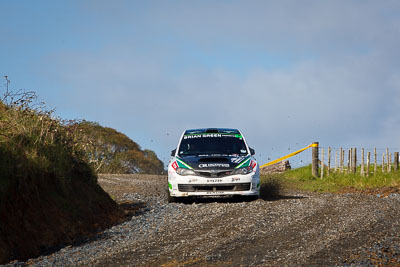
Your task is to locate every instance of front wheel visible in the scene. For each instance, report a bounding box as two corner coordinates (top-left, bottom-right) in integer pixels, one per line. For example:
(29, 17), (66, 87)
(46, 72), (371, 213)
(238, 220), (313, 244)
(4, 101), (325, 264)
(239, 195), (259, 202)
(233, 195), (259, 202)
(167, 190), (179, 203)
(247, 195), (259, 201)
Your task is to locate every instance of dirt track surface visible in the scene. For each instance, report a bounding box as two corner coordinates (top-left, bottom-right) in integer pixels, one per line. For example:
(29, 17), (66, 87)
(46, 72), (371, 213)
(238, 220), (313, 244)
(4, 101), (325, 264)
(8, 174), (400, 266)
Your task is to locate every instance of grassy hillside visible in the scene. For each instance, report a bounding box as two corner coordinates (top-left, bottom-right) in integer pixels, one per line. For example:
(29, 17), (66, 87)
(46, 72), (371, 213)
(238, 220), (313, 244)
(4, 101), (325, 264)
(75, 121), (165, 174)
(0, 90), (99, 196)
(0, 88), (124, 263)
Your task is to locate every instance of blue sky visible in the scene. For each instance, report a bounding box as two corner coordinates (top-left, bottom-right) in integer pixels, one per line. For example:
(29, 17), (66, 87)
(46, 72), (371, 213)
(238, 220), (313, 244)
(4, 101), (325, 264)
(2, 1), (400, 167)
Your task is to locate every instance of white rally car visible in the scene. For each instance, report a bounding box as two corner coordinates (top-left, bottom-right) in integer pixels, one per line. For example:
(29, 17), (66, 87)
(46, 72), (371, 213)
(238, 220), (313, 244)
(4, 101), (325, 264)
(167, 128), (260, 202)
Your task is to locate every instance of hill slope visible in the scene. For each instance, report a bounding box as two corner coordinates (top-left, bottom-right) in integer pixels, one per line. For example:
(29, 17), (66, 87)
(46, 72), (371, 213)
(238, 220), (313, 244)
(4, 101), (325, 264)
(0, 88), (163, 263)
(75, 121), (165, 174)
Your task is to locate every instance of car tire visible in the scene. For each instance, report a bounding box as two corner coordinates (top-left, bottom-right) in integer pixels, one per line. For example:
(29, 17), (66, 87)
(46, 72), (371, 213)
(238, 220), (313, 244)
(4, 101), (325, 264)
(167, 190), (179, 203)
(247, 195), (259, 201)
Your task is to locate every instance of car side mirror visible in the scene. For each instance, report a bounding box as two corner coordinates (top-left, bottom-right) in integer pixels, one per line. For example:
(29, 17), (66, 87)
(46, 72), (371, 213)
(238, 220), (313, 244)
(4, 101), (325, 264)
(250, 148), (255, 155)
(171, 149), (176, 156)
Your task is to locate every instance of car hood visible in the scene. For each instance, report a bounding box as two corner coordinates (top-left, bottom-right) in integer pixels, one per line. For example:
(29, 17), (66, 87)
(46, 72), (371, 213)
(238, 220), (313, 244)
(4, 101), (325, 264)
(176, 155), (251, 171)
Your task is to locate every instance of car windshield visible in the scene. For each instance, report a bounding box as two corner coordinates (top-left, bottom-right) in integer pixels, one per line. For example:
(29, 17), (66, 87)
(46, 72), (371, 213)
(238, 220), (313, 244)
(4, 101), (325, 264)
(178, 133), (248, 157)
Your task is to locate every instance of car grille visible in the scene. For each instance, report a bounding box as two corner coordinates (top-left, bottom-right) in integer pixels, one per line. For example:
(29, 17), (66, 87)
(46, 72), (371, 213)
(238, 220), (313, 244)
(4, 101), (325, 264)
(194, 171), (232, 178)
(178, 183), (251, 192)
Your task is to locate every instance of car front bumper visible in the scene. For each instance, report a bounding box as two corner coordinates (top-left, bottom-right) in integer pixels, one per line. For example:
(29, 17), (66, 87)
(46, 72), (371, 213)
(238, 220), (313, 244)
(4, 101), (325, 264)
(168, 172), (260, 197)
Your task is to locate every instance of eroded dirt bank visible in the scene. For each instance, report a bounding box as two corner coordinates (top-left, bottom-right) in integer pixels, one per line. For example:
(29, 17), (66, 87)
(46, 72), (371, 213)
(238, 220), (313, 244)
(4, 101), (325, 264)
(6, 174), (400, 266)
(0, 174), (122, 264)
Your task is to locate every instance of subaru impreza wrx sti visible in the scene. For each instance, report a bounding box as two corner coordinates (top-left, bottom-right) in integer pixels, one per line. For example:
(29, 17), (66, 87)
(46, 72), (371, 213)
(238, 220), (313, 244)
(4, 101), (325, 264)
(167, 128), (260, 202)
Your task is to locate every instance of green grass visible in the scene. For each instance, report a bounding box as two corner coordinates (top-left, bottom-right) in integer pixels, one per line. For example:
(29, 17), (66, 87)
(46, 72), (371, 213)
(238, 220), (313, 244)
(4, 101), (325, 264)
(261, 164), (400, 193)
(0, 90), (98, 203)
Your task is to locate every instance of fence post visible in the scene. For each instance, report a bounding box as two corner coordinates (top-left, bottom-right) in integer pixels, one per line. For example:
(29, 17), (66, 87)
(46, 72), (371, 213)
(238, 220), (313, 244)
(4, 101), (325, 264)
(347, 149), (351, 174)
(374, 148), (377, 175)
(382, 153), (385, 173)
(335, 149), (338, 172)
(321, 148), (325, 178)
(312, 142), (319, 177)
(352, 148), (357, 174)
(367, 152), (370, 177)
(361, 148), (365, 176)
(386, 148), (389, 172)
(340, 147), (343, 173)
(349, 148), (353, 171)
(394, 152), (399, 172)
(327, 147), (331, 175)
(341, 148), (344, 173)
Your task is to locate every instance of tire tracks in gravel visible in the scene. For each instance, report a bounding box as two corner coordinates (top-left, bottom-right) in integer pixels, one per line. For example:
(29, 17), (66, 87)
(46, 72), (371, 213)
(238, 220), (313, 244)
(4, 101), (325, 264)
(217, 194), (400, 266)
(94, 187), (400, 266)
(9, 174), (400, 266)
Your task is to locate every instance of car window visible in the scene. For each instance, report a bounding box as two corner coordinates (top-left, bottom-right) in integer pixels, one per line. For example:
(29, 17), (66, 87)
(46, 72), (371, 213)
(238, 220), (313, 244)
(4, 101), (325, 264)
(178, 134), (248, 156)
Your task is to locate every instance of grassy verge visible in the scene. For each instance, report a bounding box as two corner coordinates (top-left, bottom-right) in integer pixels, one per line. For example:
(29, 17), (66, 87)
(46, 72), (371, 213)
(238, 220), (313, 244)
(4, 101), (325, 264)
(0, 82), (122, 263)
(261, 164), (400, 193)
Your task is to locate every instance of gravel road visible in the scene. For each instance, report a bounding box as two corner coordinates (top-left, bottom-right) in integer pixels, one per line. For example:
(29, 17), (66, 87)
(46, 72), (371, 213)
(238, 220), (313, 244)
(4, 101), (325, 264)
(5, 174), (400, 266)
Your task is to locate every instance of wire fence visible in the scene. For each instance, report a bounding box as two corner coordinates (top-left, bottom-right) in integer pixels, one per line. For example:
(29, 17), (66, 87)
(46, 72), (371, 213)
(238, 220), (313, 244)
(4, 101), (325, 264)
(259, 143), (400, 176)
(317, 146), (400, 177)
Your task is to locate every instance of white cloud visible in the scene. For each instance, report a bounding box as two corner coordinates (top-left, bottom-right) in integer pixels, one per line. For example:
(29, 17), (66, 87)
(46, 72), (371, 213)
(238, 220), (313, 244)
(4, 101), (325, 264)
(25, 0), (400, 166)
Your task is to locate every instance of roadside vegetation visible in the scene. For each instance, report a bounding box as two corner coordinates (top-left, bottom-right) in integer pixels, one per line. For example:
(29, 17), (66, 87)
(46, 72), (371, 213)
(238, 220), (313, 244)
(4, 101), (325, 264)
(0, 78), (163, 264)
(261, 164), (400, 193)
(0, 88), (93, 199)
(0, 80), (164, 181)
(75, 121), (164, 174)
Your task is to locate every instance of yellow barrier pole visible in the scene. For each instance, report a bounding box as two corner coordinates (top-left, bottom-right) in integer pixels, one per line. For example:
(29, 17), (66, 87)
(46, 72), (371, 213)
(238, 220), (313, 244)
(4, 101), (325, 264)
(260, 143), (318, 169)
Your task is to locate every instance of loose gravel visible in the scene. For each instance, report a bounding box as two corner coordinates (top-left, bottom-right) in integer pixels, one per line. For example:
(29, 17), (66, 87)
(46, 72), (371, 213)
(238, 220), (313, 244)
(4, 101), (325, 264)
(3, 174), (400, 266)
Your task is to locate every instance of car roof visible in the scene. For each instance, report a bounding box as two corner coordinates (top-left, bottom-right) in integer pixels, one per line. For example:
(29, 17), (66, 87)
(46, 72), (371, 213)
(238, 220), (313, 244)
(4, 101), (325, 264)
(184, 128), (240, 135)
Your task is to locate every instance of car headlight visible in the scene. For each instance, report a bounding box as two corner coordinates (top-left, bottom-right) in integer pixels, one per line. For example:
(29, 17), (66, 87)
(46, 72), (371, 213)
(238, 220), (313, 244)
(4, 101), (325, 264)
(231, 166), (253, 175)
(176, 168), (195, 176)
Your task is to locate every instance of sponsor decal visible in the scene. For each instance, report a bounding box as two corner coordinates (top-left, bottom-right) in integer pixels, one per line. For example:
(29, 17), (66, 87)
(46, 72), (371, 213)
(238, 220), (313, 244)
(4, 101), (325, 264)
(176, 158), (193, 169)
(206, 191), (225, 195)
(231, 177), (240, 182)
(251, 160), (257, 169)
(171, 161), (178, 171)
(206, 179), (223, 183)
(183, 133), (243, 139)
(235, 156), (251, 169)
(188, 178), (198, 183)
(183, 134), (222, 139)
(231, 157), (244, 164)
(198, 163), (230, 168)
